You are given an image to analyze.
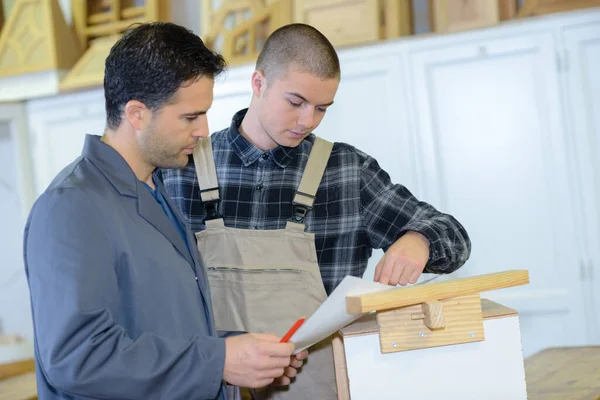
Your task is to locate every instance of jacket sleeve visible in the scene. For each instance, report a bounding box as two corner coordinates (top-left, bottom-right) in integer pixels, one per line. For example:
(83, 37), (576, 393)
(360, 155), (472, 273)
(24, 188), (226, 400)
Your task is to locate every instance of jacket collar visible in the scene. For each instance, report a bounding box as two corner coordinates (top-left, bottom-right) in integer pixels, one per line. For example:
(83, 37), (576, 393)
(82, 134), (195, 269)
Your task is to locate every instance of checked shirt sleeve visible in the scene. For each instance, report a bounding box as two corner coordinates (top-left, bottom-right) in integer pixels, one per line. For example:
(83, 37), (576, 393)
(359, 155), (471, 273)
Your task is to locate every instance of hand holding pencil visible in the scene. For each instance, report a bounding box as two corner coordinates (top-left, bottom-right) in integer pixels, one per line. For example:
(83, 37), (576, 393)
(222, 318), (310, 388)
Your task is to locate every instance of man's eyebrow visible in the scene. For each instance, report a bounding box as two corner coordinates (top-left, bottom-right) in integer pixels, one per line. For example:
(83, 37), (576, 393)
(181, 110), (208, 116)
(285, 92), (334, 107)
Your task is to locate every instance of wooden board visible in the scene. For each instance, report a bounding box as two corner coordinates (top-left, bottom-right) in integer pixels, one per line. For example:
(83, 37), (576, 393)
(481, 298), (517, 319)
(525, 347), (600, 400)
(293, 0), (380, 47)
(346, 270), (529, 314)
(341, 297), (517, 338)
(518, 0), (600, 17)
(376, 294), (484, 353)
(429, 0), (500, 33)
(0, 358), (35, 380)
(331, 333), (350, 400)
(0, 372), (37, 400)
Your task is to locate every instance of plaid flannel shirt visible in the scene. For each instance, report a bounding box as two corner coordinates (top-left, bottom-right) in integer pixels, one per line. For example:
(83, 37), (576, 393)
(160, 109), (471, 294)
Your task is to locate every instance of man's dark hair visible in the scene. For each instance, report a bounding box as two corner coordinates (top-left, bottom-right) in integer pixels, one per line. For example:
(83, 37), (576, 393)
(256, 23), (340, 83)
(104, 22), (226, 130)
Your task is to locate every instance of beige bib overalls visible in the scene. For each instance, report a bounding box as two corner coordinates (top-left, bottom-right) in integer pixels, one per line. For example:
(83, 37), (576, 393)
(193, 137), (338, 400)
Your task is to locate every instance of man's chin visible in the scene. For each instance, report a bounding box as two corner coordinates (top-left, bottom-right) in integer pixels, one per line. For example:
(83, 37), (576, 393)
(280, 135), (306, 148)
(157, 156), (189, 170)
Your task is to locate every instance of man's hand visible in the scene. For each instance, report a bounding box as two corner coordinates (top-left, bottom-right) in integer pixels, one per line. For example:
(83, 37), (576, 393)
(223, 333), (295, 388)
(272, 350), (308, 386)
(374, 231), (430, 286)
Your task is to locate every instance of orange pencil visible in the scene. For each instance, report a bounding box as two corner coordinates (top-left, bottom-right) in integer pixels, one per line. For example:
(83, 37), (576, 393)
(280, 317), (306, 343)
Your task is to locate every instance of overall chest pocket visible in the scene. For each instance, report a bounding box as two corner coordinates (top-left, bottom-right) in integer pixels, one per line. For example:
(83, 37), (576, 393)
(207, 265), (323, 337)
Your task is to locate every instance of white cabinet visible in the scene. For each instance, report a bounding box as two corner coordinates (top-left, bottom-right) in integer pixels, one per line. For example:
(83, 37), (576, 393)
(405, 31), (588, 356)
(0, 103), (36, 339)
(562, 20), (600, 345)
(27, 89), (105, 194)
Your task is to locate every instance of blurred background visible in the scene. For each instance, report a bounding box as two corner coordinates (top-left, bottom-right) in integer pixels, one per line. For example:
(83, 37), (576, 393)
(0, 0), (598, 371)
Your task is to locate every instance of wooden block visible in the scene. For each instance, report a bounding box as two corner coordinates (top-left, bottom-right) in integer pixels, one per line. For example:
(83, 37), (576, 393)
(0, 358), (35, 380)
(376, 294), (484, 353)
(481, 298), (517, 319)
(0, 371), (37, 400)
(421, 300), (445, 329)
(0, 1), (4, 32)
(346, 270), (529, 314)
(381, 0), (413, 39)
(429, 0), (500, 33)
(293, 0), (381, 48)
(498, 0), (517, 20)
(518, 0), (600, 17)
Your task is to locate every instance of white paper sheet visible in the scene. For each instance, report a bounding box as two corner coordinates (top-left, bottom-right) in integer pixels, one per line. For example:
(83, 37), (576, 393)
(289, 274), (442, 353)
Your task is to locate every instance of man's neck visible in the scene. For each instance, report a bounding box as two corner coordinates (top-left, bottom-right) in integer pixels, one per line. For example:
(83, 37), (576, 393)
(239, 106), (277, 150)
(101, 130), (155, 188)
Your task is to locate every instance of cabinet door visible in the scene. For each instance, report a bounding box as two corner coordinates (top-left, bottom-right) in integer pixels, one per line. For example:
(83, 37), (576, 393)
(407, 32), (587, 356)
(27, 89), (106, 195)
(563, 22), (600, 344)
(0, 103), (36, 339)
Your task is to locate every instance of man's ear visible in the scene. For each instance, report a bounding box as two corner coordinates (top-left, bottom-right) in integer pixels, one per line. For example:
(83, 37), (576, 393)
(251, 70), (267, 97)
(123, 100), (149, 131)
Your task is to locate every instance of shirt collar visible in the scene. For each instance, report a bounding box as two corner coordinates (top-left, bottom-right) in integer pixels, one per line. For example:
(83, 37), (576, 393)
(226, 108), (299, 168)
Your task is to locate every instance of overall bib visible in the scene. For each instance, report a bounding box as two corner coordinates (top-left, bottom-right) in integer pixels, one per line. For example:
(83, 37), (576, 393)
(193, 137), (338, 400)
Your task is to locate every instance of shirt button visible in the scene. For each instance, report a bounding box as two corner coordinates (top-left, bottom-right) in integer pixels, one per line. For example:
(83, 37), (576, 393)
(256, 184), (263, 191)
(262, 153), (269, 160)
(195, 276), (198, 281)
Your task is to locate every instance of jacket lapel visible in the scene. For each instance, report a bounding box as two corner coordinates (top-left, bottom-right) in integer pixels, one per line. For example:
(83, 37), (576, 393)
(156, 180), (216, 332)
(136, 183), (195, 269)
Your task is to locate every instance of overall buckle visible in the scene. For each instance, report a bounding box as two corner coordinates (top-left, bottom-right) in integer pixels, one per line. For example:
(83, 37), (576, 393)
(289, 205), (310, 224)
(203, 200), (221, 223)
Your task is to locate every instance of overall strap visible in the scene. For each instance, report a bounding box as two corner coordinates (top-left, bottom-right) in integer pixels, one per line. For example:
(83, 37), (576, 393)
(193, 137), (221, 221)
(290, 137), (333, 224)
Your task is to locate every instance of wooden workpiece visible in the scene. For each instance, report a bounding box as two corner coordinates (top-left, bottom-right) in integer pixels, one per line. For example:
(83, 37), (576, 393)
(346, 270), (529, 314)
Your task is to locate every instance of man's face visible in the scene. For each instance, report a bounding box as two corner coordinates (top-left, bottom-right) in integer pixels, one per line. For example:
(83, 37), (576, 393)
(139, 76), (214, 169)
(255, 67), (339, 149)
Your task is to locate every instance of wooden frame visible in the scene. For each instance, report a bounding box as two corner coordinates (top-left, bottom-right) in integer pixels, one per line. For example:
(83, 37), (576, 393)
(429, 0), (500, 33)
(201, 0), (293, 66)
(294, 0), (381, 48)
(0, 0), (82, 78)
(60, 0), (170, 91)
(0, 1), (4, 32)
(518, 0), (600, 17)
(71, 0), (170, 52)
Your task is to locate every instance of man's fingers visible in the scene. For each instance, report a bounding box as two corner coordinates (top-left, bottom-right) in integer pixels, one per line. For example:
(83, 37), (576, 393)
(259, 341), (294, 358)
(283, 366), (298, 378)
(273, 376), (291, 386)
(294, 350), (308, 361)
(289, 357), (303, 369)
(398, 263), (414, 286)
(409, 268), (421, 284)
(388, 261), (404, 286)
(377, 258), (396, 285)
(373, 256), (385, 282)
